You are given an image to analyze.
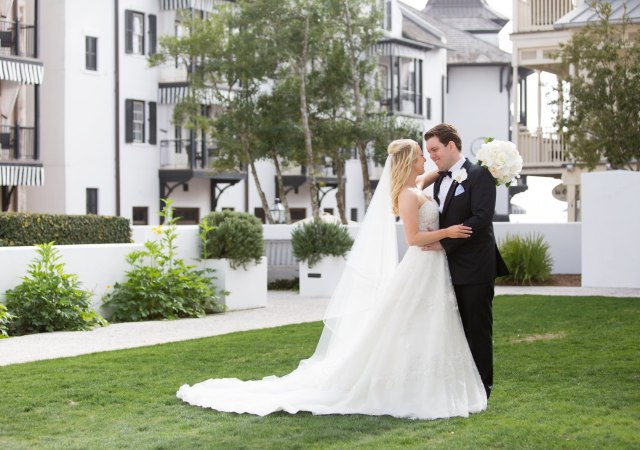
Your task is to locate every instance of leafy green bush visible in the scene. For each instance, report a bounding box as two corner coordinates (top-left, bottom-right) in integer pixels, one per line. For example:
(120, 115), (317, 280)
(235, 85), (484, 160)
(0, 213), (131, 246)
(291, 220), (354, 268)
(498, 233), (553, 285)
(4, 242), (107, 335)
(103, 200), (225, 322)
(200, 210), (264, 270)
(0, 303), (14, 338)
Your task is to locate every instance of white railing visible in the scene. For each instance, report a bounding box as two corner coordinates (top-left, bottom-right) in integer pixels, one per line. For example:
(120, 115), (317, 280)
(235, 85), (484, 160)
(518, 127), (566, 167)
(517, 0), (577, 32)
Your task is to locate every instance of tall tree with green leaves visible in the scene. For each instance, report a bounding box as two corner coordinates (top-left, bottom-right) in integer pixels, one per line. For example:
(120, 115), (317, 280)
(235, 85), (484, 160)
(555, 2), (640, 171)
(333, 0), (383, 209)
(150, 3), (281, 222)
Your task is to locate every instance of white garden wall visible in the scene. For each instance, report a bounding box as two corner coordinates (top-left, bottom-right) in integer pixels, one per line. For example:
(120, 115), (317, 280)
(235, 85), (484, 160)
(581, 171), (640, 288)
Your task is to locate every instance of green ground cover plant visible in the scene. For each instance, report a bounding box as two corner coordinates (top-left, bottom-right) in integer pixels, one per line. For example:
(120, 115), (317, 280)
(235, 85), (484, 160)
(1, 295), (638, 449)
(499, 233), (553, 285)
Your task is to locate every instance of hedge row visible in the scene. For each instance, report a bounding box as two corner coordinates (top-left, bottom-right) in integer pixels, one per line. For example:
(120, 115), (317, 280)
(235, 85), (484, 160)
(0, 213), (132, 246)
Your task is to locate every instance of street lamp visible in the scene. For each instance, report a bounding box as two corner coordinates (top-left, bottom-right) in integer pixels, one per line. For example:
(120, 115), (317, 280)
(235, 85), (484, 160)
(269, 197), (286, 224)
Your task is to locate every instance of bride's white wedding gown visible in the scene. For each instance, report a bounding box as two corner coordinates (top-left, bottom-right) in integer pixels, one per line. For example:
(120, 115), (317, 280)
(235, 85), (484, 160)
(177, 199), (487, 420)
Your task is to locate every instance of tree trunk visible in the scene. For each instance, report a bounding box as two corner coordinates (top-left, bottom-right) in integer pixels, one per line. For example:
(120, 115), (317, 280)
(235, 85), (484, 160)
(343, 1), (372, 210)
(244, 141), (273, 224)
(298, 13), (320, 220)
(334, 150), (348, 224)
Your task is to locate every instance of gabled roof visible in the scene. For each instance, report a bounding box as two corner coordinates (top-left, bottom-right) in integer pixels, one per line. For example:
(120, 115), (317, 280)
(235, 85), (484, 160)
(422, 0), (509, 31)
(401, 3), (511, 65)
(554, 0), (640, 29)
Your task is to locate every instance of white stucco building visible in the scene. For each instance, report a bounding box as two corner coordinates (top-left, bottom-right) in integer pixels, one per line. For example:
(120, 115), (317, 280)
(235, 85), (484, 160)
(17, 0), (515, 224)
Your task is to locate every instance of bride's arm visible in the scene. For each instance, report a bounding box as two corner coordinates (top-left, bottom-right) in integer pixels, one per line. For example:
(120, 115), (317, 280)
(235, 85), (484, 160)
(415, 170), (439, 190)
(398, 191), (472, 246)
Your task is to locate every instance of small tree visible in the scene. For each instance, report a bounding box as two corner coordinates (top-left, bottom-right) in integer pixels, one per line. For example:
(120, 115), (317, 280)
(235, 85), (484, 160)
(555, 1), (640, 170)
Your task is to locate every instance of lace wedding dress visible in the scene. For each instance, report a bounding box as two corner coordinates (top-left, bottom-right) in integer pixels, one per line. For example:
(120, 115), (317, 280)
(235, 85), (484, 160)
(177, 198), (487, 420)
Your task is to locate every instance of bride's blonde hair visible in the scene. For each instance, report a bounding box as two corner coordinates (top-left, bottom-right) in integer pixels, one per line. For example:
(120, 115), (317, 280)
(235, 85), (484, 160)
(387, 139), (420, 215)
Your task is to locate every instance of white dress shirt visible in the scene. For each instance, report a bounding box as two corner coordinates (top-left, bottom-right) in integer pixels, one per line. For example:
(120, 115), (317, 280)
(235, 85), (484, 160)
(437, 156), (466, 213)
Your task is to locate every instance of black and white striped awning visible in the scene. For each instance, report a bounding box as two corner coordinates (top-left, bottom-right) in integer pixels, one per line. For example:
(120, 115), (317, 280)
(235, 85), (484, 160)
(158, 84), (217, 105)
(0, 58), (44, 85)
(0, 164), (44, 186)
(159, 0), (227, 12)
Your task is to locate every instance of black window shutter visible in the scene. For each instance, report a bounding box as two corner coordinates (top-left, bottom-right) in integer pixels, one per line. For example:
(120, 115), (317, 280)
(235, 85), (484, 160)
(125, 10), (133, 53)
(125, 99), (133, 143)
(148, 15), (157, 55)
(149, 101), (157, 145)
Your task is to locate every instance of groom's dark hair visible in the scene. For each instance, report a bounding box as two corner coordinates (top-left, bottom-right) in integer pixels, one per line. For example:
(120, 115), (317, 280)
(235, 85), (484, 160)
(424, 124), (462, 152)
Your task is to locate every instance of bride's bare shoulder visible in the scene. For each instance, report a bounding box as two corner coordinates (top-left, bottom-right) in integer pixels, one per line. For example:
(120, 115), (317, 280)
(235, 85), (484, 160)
(398, 187), (423, 207)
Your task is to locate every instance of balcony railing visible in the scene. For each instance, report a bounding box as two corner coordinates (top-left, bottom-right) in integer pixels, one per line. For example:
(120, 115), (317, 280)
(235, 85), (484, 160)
(0, 20), (36, 58)
(160, 139), (212, 169)
(516, 0), (576, 33)
(518, 127), (566, 168)
(0, 125), (37, 162)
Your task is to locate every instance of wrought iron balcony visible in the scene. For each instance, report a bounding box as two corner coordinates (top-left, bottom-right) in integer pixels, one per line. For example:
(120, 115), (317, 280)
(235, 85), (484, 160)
(0, 125), (37, 162)
(0, 19), (36, 58)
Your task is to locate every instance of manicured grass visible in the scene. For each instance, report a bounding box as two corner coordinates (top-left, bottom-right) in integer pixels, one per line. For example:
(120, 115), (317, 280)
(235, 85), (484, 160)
(1, 295), (638, 449)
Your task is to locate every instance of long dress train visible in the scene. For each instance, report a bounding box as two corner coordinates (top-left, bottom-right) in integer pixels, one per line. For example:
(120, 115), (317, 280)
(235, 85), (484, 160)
(177, 200), (487, 420)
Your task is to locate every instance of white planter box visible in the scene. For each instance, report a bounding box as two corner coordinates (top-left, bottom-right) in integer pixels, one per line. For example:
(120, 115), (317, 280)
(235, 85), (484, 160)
(299, 256), (346, 297)
(204, 256), (268, 310)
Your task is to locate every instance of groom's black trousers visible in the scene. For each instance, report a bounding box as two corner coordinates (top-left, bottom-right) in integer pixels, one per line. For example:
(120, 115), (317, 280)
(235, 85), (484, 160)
(453, 283), (494, 399)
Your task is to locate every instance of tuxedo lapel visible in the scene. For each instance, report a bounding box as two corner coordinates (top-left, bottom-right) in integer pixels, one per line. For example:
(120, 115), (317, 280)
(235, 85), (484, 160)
(434, 177), (442, 206)
(442, 159), (472, 217)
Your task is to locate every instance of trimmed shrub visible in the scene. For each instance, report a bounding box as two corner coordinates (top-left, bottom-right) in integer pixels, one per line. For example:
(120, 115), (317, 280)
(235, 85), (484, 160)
(291, 220), (354, 268)
(5, 242), (108, 335)
(498, 233), (553, 285)
(0, 213), (131, 246)
(200, 211), (264, 270)
(267, 278), (299, 291)
(103, 200), (225, 322)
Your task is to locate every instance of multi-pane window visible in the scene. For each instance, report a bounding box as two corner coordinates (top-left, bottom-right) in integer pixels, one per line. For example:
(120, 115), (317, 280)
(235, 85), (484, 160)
(125, 99), (145, 143)
(125, 10), (145, 55)
(132, 101), (144, 142)
(85, 36), (97, 70)
(86, 188), (98, 214)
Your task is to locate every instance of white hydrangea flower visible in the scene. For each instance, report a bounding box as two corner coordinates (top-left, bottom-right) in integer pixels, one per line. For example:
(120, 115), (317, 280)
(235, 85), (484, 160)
(476, 139), (523, 187)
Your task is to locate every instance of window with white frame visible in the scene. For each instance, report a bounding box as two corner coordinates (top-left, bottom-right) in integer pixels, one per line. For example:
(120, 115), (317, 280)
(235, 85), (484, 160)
(125, 99), (146, 143)
(125, 10), (145, 55)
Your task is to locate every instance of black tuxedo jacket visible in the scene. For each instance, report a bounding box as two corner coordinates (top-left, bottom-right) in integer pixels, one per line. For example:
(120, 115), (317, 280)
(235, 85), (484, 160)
(435, 159), (509, 285)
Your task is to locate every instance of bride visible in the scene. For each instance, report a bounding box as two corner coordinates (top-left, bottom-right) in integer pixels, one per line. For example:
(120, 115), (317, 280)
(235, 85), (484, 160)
(177, 139), (487, 420)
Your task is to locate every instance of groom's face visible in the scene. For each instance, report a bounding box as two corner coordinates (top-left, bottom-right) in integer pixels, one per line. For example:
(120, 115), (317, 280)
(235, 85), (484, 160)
(426, 136), (460, 171)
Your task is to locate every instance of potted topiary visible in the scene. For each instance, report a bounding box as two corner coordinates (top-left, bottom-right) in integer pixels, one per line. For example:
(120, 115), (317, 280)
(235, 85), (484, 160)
(200, 211), (267, 310)
(291, 219), (354, 297)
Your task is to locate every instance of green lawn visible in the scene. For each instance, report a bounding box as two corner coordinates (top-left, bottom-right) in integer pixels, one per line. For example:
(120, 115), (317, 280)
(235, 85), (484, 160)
(1, 295), (638, 449)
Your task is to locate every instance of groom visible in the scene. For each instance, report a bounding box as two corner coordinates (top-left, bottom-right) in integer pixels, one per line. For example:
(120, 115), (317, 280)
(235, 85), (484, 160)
(423, 123), (508, 399)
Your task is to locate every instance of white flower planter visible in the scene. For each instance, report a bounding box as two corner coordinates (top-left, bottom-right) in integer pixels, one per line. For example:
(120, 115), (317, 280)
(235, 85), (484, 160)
(299, 256), (346, 297)
(204, 256), (268, 310)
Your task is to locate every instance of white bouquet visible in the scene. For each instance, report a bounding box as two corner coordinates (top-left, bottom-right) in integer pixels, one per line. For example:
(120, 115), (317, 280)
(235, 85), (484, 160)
(475, 138), (523, 187)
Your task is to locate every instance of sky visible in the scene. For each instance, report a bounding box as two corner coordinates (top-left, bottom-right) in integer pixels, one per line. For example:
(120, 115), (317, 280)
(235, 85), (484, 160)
(401, 0), (568, 223)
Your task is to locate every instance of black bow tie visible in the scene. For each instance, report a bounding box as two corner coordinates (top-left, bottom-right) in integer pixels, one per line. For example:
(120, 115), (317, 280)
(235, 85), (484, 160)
(438, 170), (452, 178)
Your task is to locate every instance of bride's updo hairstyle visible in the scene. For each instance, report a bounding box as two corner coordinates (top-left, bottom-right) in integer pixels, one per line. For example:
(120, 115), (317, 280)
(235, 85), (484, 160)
(388, 139), (420, 216)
